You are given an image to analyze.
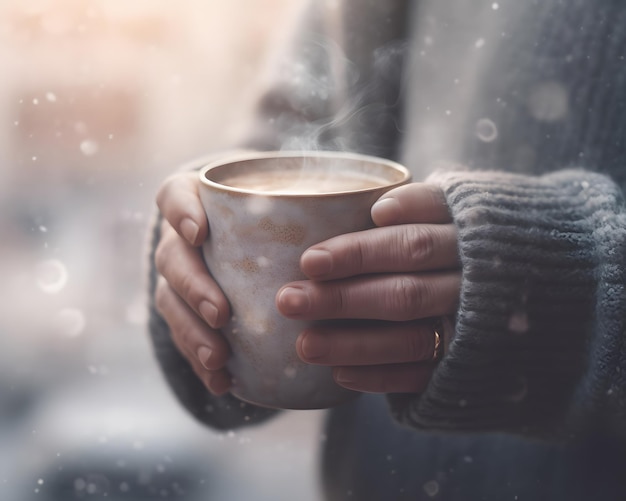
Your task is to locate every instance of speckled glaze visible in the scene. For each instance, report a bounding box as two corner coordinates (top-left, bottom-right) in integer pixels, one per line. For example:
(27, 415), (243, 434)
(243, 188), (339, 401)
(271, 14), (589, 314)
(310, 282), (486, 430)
(199, 151), (411, 409)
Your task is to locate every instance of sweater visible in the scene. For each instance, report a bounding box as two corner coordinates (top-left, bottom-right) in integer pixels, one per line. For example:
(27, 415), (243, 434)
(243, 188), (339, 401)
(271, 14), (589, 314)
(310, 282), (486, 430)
(147, 0), (626, 498)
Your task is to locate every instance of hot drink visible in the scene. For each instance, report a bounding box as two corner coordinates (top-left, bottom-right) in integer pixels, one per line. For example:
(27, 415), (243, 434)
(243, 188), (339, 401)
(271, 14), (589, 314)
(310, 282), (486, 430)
(218, 168), (389, 194)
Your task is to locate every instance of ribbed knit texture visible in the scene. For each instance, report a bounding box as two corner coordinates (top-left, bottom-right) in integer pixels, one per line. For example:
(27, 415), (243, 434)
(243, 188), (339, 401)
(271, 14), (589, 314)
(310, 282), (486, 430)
(388, 169), (626, 438)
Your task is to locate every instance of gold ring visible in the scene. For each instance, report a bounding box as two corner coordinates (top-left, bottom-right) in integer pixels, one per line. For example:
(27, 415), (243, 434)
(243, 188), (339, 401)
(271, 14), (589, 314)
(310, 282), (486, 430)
(432, 327), (442, 361)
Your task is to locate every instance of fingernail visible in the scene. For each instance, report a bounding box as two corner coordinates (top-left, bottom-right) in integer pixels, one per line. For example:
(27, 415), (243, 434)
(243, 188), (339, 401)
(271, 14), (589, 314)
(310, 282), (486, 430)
(334, 368), (355, 385)
(199, 301), (219, 328)
(277, 287), (310, 316)
(197, 346), (213, 370)
(300, 332), (329, 361)
(301, 249), (333, 278)
(181, 218), (200, 245)
(371, 197), (401, 225)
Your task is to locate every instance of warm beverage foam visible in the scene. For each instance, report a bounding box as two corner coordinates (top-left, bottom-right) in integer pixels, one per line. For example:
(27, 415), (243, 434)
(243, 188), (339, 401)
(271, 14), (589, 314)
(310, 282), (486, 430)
(219, 169), (387, 194)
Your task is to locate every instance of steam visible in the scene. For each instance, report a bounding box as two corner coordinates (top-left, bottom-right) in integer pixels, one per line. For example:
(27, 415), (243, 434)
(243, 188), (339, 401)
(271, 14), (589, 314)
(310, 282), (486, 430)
(255, 33), (409, 159)
(236, 29), (411, 193)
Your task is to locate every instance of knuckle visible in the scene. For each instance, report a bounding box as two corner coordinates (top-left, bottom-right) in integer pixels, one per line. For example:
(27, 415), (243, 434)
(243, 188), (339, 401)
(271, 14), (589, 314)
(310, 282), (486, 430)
(155, 174), (178, 210)
(349, 239), (366, 272)
(179, 271), (201, 306)
(154, 235), (173, 275)
(402, 225), (436, 269)
(424, 183), (447, 210)
(178, 326), (193, 349)
(390, 276), (425, 319)
(173, 321), (195, 351)
(404, 329), (428, 362)
(403, 333), (423, 362)
(155, 186), (166, 211)
(154, 278), (169, 316)
(154, 243), (167, 275)
(332, 286), (348, 316)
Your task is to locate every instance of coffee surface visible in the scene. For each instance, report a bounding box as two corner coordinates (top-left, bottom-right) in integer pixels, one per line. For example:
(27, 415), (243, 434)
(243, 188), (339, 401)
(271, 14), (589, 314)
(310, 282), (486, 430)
(218, 168), (388, 194)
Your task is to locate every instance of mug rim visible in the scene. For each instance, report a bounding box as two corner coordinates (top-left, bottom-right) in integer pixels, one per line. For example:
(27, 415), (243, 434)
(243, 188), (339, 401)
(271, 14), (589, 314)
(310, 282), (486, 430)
(198, 150), (411, 197)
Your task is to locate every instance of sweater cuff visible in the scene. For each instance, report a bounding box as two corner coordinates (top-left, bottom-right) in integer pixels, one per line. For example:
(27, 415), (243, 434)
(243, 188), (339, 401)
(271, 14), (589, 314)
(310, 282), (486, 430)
(389, 168), (626, 438)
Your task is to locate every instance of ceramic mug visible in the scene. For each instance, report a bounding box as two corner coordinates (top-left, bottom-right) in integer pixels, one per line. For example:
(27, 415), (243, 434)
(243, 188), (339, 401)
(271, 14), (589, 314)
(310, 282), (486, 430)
(199, 150), (411, 409)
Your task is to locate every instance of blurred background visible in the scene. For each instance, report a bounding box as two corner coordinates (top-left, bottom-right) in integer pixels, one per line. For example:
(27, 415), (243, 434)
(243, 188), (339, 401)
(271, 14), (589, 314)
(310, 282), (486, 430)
(0, 0), (327, 499)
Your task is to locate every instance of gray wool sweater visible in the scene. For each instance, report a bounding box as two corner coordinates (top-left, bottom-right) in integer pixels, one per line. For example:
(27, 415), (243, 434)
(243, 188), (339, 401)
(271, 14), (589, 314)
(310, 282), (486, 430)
(148, 0), (626, 498)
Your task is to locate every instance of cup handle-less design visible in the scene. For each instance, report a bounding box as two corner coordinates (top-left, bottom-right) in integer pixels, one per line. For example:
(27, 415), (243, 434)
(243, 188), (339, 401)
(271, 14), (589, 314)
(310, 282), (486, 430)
(199, 151), (411, 409)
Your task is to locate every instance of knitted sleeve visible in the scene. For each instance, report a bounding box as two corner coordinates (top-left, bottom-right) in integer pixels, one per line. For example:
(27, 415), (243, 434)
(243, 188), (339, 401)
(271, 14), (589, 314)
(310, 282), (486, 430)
(388, 168), (626, 440)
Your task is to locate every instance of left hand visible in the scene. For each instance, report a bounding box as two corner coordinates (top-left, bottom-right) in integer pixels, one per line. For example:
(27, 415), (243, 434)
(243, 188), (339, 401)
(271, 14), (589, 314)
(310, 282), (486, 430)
(154, 171), (233, 396)
(276, 183), (461, 394)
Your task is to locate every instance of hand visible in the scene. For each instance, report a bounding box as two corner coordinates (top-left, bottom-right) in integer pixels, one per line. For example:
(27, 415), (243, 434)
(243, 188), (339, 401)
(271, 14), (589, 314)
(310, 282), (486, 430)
(276, 183), (461, 394)
(154, 171), (232, 395)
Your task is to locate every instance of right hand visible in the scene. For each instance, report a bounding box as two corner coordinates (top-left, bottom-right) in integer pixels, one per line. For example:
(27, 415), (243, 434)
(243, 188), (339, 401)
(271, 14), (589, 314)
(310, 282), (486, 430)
(154, 170), (232, 395)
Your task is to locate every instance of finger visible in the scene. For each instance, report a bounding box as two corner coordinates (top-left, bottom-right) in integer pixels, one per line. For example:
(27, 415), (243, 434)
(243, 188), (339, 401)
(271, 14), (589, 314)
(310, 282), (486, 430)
(184, 352), (232, 396)
(155, 276), (231, 372)
(371, 183), (451, 226)
(333, 363), (435, 393)
(156, 279), (232, 396)
(198, 368), (233, 396)
(300, 224), (459, 280)
(277, 271), (461, 321)
(155, 221), (231, 329)
(297, 321), (438, 366)
(156, 171), (208, 246)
